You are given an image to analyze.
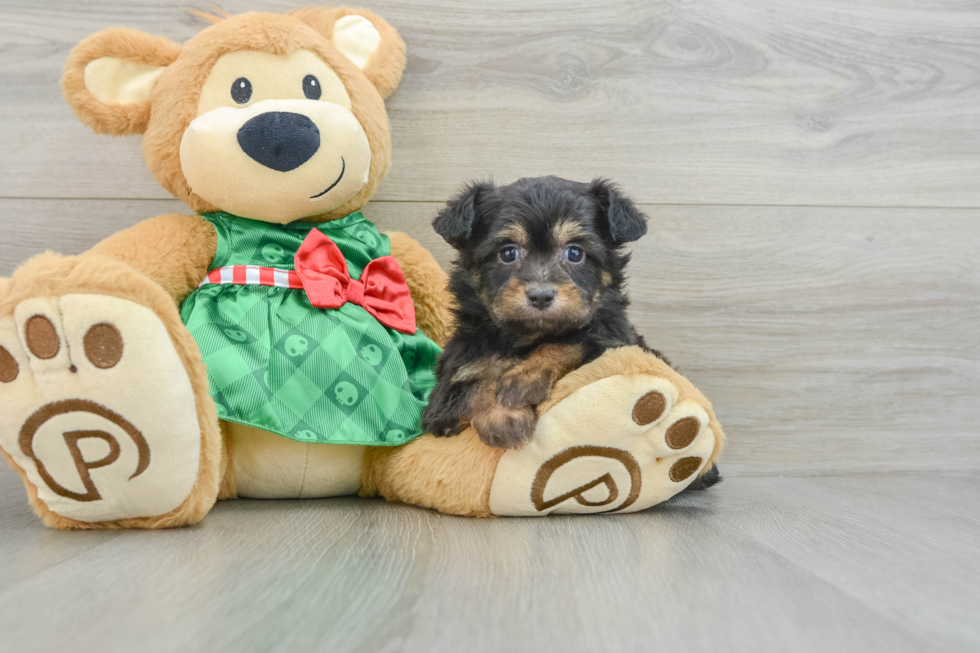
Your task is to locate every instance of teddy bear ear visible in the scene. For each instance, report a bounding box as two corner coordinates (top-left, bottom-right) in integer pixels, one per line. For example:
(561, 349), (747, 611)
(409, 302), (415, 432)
(61, 27), (181, 136)
(294, 7), (407, 99)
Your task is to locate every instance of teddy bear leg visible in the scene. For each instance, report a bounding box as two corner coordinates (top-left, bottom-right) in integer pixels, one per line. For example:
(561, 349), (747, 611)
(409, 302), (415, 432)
(363, 346), (723, 517)
(0, 253), (224, 529)
(361, 429), (503, 517)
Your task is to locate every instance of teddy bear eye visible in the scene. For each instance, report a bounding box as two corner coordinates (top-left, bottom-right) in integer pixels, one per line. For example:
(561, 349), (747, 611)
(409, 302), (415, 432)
(565, 246), (585, 263)
(303, 75), (322, 100)
(231, 77), (252, 104)
(499, 246), (519, 264)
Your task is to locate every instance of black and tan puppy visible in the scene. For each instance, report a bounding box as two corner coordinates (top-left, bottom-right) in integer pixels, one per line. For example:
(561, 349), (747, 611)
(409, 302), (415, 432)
(422, 175), (667, 449)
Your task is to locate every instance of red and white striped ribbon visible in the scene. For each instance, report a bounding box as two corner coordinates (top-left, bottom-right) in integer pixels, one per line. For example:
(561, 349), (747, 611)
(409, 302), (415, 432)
(198, 265), (304, 290)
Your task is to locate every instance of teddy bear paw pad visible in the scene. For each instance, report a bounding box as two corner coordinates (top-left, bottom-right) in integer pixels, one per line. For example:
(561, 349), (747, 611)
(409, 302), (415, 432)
(0, 295), (202, 523)
(488, 373), (716, 516)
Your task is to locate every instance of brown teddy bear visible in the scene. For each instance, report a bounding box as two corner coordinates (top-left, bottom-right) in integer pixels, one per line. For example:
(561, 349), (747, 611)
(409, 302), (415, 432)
(0, 7), (724, 528)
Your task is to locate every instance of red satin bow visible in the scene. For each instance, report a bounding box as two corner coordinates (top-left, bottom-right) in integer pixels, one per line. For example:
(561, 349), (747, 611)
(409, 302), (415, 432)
(294, 229), (417, 334)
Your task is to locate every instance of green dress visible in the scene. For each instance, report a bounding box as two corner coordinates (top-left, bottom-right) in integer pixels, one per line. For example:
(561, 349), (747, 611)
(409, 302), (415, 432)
(179, 211), (442, 446)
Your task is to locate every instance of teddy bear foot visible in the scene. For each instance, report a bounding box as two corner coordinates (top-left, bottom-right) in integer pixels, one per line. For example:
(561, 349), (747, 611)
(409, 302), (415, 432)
(364, 346), (724, 518)
(488, 347), (724, 516)
(0, 256), (222, 528)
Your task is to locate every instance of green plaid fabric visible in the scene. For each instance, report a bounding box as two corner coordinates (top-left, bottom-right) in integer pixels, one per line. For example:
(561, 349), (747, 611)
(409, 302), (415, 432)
(179, 211), (442, 446)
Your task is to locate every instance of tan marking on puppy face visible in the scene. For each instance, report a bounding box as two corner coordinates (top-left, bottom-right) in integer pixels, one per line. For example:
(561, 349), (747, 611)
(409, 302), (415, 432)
(497, 223), (529, 247)
(553, 281), (590, 323)
(552, 220), (587, 245)
(491, 277), (529, 323)
(602, 271), (613, 286)
(180, 50), (371, 224)
(490, 278), (591, 338)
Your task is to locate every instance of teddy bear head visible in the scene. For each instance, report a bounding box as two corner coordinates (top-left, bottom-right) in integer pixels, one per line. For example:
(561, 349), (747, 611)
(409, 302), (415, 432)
(61, 8), (406, 224)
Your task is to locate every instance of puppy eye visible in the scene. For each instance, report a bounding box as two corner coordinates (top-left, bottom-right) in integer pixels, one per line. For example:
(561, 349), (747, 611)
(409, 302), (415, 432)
(565, 246), (585, 263)
(231, 77), (253, 104)
(499, 246), (520, 264)
(303, 75), (322, 100)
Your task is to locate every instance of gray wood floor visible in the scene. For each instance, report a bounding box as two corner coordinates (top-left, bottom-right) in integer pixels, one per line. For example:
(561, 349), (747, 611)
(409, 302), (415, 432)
(0, 1), (978, 651)
(1, 467), (978, 652)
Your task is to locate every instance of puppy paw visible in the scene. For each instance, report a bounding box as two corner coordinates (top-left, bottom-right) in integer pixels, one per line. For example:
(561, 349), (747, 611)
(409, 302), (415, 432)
(472, 403), (537, 449)
(496, 369), (553, 408)
(427, 417), (466, 438)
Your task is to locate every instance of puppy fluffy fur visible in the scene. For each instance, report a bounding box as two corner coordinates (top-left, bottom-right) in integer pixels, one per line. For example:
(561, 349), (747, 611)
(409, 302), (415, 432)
(422, 176), (669, 449)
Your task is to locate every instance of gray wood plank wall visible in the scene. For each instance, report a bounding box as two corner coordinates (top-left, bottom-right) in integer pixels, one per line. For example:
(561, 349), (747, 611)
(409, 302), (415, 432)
(1, 0), (978, 475)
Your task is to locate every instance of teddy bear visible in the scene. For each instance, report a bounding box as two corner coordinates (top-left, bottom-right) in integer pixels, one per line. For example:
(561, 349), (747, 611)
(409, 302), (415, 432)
(0, 7), (724, 528)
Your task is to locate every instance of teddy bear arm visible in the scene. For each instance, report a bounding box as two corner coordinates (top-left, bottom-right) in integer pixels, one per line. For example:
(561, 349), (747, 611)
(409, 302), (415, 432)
(385, 231), (455, 347)
(88, 214), (218, 304)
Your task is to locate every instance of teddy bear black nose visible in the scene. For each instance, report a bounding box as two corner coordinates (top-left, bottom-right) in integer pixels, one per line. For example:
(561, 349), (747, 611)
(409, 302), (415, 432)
(237, 112), (320, 172)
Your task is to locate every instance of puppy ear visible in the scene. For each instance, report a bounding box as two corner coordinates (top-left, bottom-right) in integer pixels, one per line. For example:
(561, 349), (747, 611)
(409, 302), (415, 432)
(433, 181), (495, 247)
(589, 178), (648, 244)
(61, 28), (181, 136)
(293, 7), (407, 99)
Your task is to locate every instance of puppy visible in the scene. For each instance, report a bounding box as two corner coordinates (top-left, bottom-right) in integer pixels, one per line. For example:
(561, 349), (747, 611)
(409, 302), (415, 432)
(422, 175), (667, 449)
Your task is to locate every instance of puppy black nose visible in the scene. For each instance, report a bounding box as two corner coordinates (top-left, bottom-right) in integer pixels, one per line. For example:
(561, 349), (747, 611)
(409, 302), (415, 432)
(526, 286), (557, 310)
(237, 112), (320, 172)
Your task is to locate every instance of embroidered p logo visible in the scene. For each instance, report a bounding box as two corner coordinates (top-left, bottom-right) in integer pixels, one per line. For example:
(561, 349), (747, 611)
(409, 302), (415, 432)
(19, 399), (150, 502)
(530, 445), (642, 513)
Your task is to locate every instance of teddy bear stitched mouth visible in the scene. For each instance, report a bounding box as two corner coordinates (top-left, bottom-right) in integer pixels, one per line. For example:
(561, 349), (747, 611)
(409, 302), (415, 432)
(310, 156), (346, 199)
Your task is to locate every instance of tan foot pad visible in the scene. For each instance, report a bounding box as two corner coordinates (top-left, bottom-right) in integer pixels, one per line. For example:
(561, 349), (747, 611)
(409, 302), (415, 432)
(489, 374), (716, 516)
(0, 295), (201, 522)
